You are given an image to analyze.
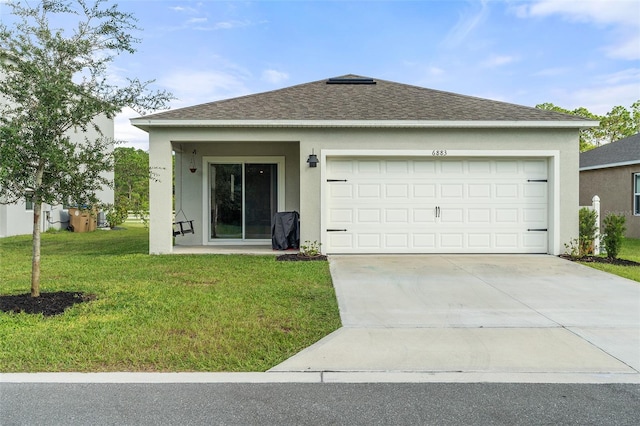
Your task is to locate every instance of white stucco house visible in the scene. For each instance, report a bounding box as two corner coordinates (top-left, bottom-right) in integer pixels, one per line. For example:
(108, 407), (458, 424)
(131, 75), (596, 255)
(0, 114), (114, 237)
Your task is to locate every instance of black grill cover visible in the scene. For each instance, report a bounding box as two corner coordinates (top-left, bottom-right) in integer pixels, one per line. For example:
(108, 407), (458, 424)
(272, 211), (300, 250)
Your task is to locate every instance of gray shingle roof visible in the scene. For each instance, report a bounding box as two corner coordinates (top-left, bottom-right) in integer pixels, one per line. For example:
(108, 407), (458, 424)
(140, 75), (592, 123)
(580, 133), (640, 169)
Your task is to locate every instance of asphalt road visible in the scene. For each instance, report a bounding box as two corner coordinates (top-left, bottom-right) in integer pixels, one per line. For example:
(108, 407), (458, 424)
(1, 383), (639, 425)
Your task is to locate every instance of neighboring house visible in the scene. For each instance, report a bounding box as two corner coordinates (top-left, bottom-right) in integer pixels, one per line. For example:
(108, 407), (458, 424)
(131, 75), (596, 255)
(579, 133), (640, 238)
(0, 114), (115, 238)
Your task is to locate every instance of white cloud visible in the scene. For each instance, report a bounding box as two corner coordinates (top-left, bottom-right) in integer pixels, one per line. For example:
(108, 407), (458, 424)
(188, 17), (208, 24)
(565, 84), (640, 115)
(442, 0), (489, 48)
(158, 69), (251, 109)
(545, 71), (640, 115)
(524, 0), (638, 26)
(597, 68), (640, 85)
(517, 0), (640, 60)
(169, 6), (198, 14)
(532, 67), (570, 77)
(481, 54), (518, 68)
(115, 107), (151, 150)
(261, 69), (289, 84)
(428, 66), (445, 76)
(213, 20), (251, 30)
(606, 35), (640, 61)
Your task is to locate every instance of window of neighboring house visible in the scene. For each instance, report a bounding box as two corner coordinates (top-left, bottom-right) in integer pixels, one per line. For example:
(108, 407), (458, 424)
(635, 173), (640, 216)
(25, 192), (34, 211)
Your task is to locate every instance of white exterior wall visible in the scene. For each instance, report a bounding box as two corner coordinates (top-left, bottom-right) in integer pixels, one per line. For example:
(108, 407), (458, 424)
(145, 126), (579, 255)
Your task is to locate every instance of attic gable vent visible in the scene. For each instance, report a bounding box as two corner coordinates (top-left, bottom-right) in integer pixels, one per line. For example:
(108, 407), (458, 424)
(326, 77), (376, 85)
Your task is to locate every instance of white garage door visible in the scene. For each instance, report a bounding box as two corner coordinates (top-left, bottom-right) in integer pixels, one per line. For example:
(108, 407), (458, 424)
(325, 157), (548, 254)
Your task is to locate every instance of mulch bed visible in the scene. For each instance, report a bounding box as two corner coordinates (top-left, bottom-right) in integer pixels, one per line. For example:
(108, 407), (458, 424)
(559, 254), (640, 267)
(0, 292), (96, 317)
(276, 253), (328, 261)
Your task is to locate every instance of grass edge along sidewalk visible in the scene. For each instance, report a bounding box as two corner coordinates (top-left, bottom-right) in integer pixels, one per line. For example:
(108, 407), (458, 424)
(0, 225), (341, 372)
(578, 238), (640, 283)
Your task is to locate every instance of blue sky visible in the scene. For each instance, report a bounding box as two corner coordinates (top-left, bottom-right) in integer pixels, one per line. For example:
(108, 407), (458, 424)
(2, 0), (640, 149)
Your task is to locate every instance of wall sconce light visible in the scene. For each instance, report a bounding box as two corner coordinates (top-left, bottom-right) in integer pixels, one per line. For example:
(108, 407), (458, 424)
(307, 150), (319, 168)
(189, 149), (197, 173)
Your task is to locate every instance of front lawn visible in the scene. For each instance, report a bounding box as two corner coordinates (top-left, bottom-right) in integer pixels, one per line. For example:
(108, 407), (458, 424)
(0, 225), (341, 372)
(579, 238), (640, 283)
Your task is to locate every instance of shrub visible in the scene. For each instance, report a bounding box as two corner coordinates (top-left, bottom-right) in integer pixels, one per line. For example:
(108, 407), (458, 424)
(103, 202), (128, 228)
(602, 213), (626, 259)
(579, 207), (598, 256)
(300, 240), (322, 257)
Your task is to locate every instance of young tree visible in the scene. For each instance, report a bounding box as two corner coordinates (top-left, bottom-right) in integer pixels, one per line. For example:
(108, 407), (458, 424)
(0, 0), (172, 297)
(535, 103), (601, 151)
(114, 147), (150, 211)
(535, 101), (640, 151)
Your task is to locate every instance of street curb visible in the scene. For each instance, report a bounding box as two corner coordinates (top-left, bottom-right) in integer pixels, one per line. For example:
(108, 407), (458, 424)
(2, 371), (639, 384)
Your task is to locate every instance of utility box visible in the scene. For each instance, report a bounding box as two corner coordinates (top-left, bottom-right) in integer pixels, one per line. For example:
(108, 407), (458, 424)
(68, 208), (97, 233)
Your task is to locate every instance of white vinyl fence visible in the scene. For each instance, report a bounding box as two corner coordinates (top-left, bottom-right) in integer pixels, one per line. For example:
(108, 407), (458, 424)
(580, 195), (601, 255)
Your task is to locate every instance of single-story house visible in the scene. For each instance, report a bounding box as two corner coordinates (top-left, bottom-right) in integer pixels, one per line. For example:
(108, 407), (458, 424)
(131, 75), (596, 255)
(0, 114), (114, 237)
(580, 133), (640, 238)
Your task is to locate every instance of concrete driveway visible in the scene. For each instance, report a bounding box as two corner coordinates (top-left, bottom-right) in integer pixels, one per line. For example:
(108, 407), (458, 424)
(271, 255), (640, 381)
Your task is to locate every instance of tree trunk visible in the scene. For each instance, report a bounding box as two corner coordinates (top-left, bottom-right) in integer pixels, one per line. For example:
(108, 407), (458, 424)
(31, 164), (45, 298)
(31, 198), (42, 297)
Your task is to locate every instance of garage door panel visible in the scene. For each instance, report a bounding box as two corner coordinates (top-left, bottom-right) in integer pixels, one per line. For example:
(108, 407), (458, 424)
(413, 161), (437, 173)
(385, 184), (409, 198)
(357, 184), (381, 198)
(441, 183), (464, 198)
(468, 160), (492, 173)
(385, 160), (410, 173)
(440, 161), (464, 173)
(385, 234), (409, 248)
(413, 184), (437, 198)
(413, 209), (436, 223)
(468, 183), (491, 198)
(358, 209), (381, 223)
(468, 208), (491, 223)
(357, 233), (381, 248)
(468, 233), (492, 248)
(413, 233), (436, 248)
(358, 161), (381, 173)
(325, 157), (549, 254)
(329, 208), (353, 224)
(329, 184), (352, 198)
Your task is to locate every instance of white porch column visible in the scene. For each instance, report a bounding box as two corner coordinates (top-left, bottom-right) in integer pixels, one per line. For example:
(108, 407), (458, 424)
(149, 134), (173, 254)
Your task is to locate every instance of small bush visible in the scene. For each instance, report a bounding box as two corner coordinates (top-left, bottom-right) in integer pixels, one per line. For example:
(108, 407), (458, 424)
(579, 207), (598, 256)
(103, 202), (128, 228)
(563, 238), (581, 259)
(602, 213), (626, 259)
(300, 240), (322, 257)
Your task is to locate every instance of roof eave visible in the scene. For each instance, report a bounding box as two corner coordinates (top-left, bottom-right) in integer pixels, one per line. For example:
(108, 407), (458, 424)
(130, 119), (599, 132)
(579, 159), (640, 171)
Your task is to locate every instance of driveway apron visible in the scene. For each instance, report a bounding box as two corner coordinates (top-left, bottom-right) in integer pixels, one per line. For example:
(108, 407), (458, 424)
(270, 255), (640, 377)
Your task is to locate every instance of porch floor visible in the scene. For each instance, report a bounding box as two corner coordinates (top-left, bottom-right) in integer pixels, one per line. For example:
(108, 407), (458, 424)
(172, 245), (298, 256)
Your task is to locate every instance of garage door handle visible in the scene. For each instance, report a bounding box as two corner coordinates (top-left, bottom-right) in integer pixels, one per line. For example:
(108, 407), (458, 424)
(527, 228), (548, 231)
(527, 179), (548, 182)
(327, 179), (348, 182)
(327, 229), (347, 232)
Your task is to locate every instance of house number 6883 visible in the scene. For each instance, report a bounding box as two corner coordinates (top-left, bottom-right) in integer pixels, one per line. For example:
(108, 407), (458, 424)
(432, 150), (447, 156)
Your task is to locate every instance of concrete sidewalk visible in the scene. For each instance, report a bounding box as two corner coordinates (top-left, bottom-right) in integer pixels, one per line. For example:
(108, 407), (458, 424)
(270, 255), (640, 382)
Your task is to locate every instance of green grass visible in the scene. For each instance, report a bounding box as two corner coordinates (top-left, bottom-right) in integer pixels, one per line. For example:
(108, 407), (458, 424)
(0, 225), (341, 372)
(579, 238), (640, 283)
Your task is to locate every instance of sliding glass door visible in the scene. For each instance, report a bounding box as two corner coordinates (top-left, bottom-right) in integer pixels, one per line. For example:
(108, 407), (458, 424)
(209, 159), (282, 241)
